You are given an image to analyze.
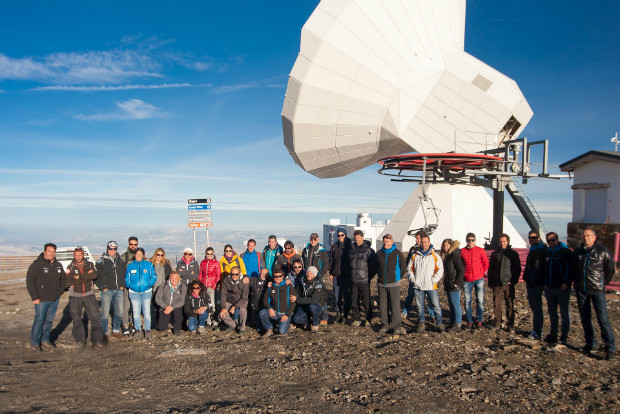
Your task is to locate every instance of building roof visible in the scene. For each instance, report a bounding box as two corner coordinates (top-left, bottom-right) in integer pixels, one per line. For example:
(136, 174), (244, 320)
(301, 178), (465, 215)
(559, 151), (620, 172)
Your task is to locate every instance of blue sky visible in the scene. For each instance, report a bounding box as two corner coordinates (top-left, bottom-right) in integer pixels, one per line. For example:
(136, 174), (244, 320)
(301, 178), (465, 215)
(1, 0), (619, 256)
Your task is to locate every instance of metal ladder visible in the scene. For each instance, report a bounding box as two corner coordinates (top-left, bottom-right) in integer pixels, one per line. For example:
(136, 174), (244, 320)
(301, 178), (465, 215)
(508, 177), (548, 235)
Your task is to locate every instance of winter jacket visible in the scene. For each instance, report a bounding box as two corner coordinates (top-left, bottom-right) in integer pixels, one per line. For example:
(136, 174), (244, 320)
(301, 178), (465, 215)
(66, 259), (98, 296)
(408, 246), (444, 290)
(221, 275), (249, 310)
(152, 260), (172, 292)
(523, 242), (546, 287)
(121, 249), (135, 266)
(184, 291), (213, 317)
(199, 257), (221, 289)
(301, 243), (330, 278)
(488, 246), (521, 287)
(249, 275), (269, 310)
(176, 257), (200, 286)
(405, 244), (420, 265)
(155, 280), (187, 310)
(329, 237), (352, 277)
(442, 241), (465, 291)
(376, 245), (406, 287)
(573, 243), (615, 293)
(274, 253), (302, 276)
(295, 276), (324, 306)
(26, 253), (65, 302)
(262, 244), (283, 276)
(461, 245), (489, 282)
(220, 254), (247, 277)
(241, 250), (263, 278)
(349, 241), (377, 284)
(125, 260), (157, 293)
(264, 280), (298, 316)
(95, 252), (127, 291)
(544, 242), (573, 288)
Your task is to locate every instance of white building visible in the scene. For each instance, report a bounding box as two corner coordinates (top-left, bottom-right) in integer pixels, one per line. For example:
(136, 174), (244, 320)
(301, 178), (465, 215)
(323, 212), (387, 250)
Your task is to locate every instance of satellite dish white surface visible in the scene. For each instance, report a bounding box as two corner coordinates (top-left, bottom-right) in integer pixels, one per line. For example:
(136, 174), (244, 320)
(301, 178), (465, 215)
(282, 0), (534, 178)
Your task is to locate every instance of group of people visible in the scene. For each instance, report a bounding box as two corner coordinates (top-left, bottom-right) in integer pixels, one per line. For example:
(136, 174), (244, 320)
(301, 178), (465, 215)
(25, 228), (616, 360)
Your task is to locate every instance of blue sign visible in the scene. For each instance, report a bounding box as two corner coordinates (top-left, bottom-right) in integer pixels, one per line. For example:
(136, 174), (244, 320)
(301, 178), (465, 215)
(188, 204), (211, 210)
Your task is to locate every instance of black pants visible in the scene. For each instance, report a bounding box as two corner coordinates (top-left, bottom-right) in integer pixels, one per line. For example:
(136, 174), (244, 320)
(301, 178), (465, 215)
(351, 282), (372, 322)
(379, 285), (401, 331)
(158, 307), (183, 333)
(69, 295), (103, 344)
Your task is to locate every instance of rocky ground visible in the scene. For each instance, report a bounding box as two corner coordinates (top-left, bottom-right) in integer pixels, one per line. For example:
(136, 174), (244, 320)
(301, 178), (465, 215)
(1, 271), (619, 414)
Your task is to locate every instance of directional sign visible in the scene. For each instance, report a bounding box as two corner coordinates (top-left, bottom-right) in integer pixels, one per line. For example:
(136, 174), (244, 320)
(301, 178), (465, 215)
(189, 217), (212, 223)
(188, 198), (211, 204)
(188, 211), (211, 216)
(189, 222), (212, 228)
(188, 204), (211, 210)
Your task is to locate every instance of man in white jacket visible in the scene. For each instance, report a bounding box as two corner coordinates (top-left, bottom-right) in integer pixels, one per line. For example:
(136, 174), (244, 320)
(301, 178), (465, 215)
(408, 235), (445, 333)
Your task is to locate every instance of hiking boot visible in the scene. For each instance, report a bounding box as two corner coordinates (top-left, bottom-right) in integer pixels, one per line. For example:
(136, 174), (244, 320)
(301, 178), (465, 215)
(466, 322), (473, 328)
(288, 324), (297, 332)
(528, 330), (541, 340)
(40, 342), (56, 349)
(144, 330), (151, 340)
(262, 329), (273, 338)
(448, 324), (461, 333)
(544, 335), (558, 344)
(351, 320), (361, 327)
(429, 317), (436, 325)
(417, 323), (425, 333)
(320, 320), (328, 326)
(378, 326), (389, 334)
(197, 326), (205, 335)
(437, 324), (446, 333)
(132, 331), (141, 340)
(311, 325), (319, 333)
(122, 325), (131, 336)
(93, 342), (103, 348)
(475, 321), (482, 329)
(111, 332), (123, 339)
(605, 350), (616, 361)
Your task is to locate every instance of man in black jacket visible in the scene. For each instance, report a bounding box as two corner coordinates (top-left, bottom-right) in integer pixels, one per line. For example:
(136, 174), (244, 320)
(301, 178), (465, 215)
(488, 233), (521, 331)
(573, 228), (616, 359)
(26, 243), (65, 351)
(523, 230), (546, 340)
(348, 230), (377, 327)
(259, 270), (298, 337)
(329, 229), (351, 323)
(543, 232), (572, 345)
(95, 241), (127, 339)
(290, 266), (324, 333)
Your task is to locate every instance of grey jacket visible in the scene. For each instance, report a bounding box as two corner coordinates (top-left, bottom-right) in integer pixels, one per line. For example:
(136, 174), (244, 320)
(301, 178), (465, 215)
(155, 280), (187, 309)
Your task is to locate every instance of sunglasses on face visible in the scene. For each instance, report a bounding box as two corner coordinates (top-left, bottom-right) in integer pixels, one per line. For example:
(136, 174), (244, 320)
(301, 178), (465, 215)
(192, 287), (201, 290)
(108, 247), (117, 251)
(384, 237), (392, 240)
(547, 238), (557, 242)
(231, 273), (240, 276)
(528, 236), (539, 239)
(225, 250), (232, 253)
(467, 239), (475, 242)
(337, 234), (345, 237)
(184, 253), (192, 256)
(129, 244), (138, 247)
(206, 253), (214, 256)
(156, 253), (164, 257)
(293, 266), (302, 269)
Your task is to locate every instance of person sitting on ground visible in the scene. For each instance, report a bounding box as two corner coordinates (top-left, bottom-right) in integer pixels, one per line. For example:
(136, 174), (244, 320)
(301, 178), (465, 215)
(290, 266), (324, 333)
(184, 280), (213, 334)
(249, 268), (270, 331)
(259, 270), (298, 337)
(220, 266), (249, 334)
(155, 271), (187, 335)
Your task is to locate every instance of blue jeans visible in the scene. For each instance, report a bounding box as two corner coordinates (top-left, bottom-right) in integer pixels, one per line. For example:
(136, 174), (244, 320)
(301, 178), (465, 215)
(403, 282), (434, 318)
(31, 297), (60, 346)
(100, 289), (123, 335)
(545, 286), (570, 340)
(446, 290), (462, 325)
(463, 279), (484, 323)
(576, 290), (615, 352)
(187, 312), (208, 331)
(258, 309), (292, 334)
(292, 303), (322, 326)
(526, 284), (544, 336)
(128, 290), (152, 331)
(414, 289), (442, 325)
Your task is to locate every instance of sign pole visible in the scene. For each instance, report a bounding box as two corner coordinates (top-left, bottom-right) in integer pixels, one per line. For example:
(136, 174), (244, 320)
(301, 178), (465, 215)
(206, 228), (210, 249)
(193, 228), (197, 256)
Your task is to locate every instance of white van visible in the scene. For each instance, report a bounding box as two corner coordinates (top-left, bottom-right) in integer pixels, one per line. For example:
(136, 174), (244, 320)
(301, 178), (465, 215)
(55, 246), (96, 270)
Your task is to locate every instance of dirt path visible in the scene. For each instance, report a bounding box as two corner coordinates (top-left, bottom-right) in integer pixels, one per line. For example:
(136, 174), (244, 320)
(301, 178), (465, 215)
(1, 272), (619, 413)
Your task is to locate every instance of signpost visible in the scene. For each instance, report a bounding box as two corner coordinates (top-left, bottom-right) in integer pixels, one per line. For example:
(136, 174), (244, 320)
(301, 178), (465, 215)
(188, 198), (212, 253)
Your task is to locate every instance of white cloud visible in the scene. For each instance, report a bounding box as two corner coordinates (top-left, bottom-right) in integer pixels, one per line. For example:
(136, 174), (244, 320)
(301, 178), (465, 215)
(31, 83), (204, 92)
(74, 99), (162, 121)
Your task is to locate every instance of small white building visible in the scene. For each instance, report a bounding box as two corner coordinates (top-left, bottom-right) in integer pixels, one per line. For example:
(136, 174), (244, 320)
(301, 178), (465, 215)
(323, 213), (387, 250)
(560, 150), (620, 249)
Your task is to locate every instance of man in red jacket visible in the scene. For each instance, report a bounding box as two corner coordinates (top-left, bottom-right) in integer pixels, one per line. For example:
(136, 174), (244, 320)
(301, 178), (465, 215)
(460, 233), (489, 328)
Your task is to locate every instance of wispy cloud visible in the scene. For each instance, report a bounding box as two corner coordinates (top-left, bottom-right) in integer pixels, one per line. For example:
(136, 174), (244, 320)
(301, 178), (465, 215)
(31, 83), (204, 92)
(74, 99), (163, 121)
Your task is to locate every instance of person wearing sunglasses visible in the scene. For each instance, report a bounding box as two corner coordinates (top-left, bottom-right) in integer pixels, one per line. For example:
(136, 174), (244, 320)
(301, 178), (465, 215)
(120, 236), (139, 336)
(184, 281), (212, 334)
(220, 245), (248, 279)
(220, 266), (249, 334)
(259, 270), (298, 337)
(542, 232), (572, 346)
(301, 233), (330, 325)
(329, 229), (352, 324)
(572, 228), (616, 360)
(274, 241), (302, 277)
(460, 232), (489, 329)
(488, 233), (521, 332)
(95, 241), (127, 340)
(199, 247), (221, 328)
(177, 248), (200, 287)
(523, 230), (546, 340)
